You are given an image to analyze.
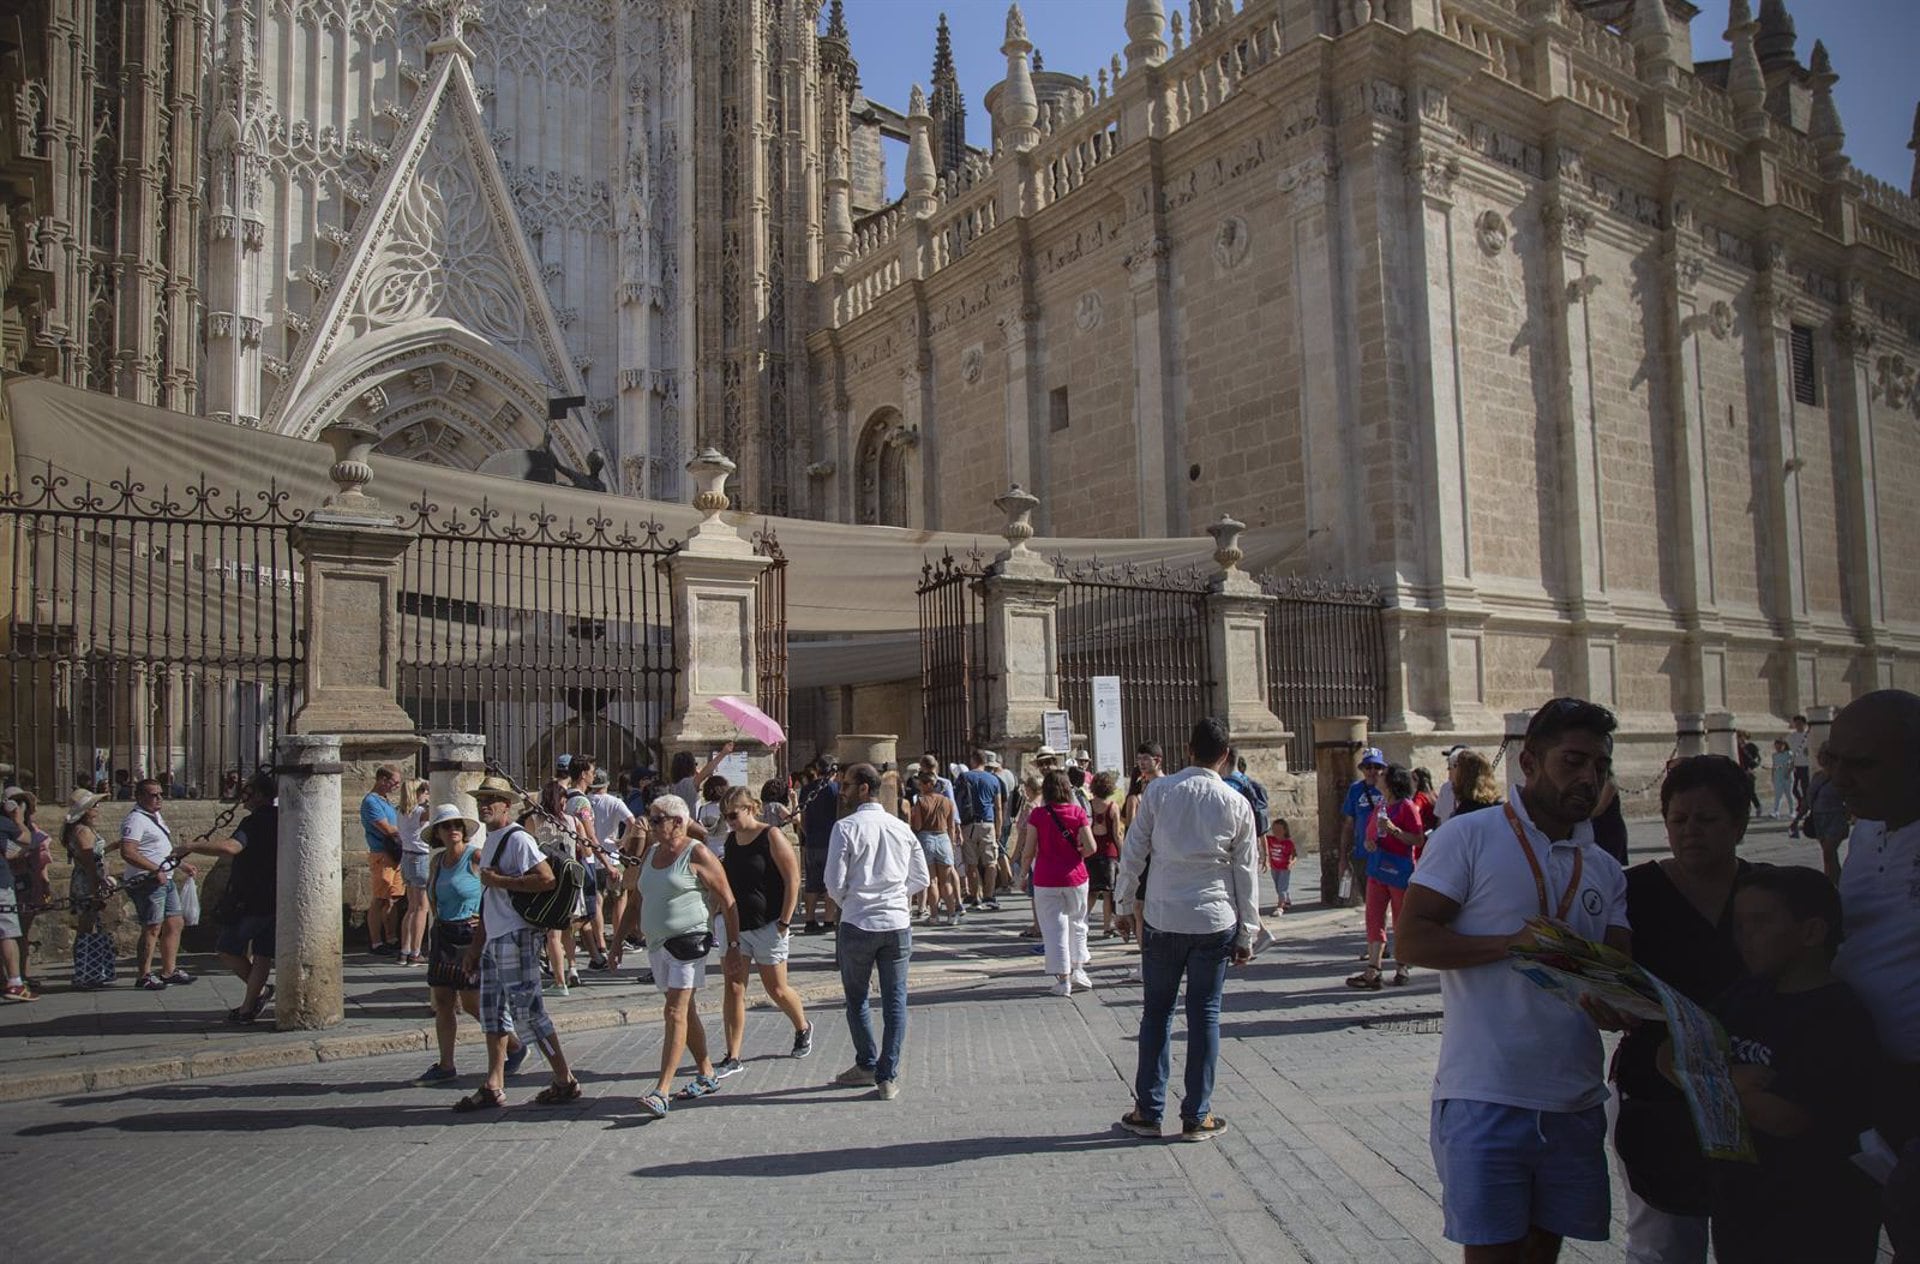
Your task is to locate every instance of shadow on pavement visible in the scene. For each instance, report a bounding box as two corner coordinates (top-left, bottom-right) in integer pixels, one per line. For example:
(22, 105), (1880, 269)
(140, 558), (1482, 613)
(630, 1129), (1139, 1179)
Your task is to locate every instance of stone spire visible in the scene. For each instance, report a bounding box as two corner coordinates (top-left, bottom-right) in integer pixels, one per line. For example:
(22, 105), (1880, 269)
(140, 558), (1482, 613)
(1910, 102), (1920, 199)
(825, 147), (853, 271)
(1755, 0), (1797, 69)
(825, 0), (849, 44)
(1807, 41), (1846, 177)
(1125, 0), (1168, 69)
(905, 84), (938, 216)
(996, 4), (1040, 153)
(1724, 0), (1768, 134)
(1630, 0), (1675, 68)
(928, 13), (967, 178)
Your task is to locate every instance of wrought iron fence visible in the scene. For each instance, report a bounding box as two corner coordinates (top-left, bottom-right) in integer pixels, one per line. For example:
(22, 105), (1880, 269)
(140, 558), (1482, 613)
(1261, 574), (1389, 770)
(917, 547), (990, 768)
(394, 495), (680, 789)
(1053, 555), (1214, 768)
(753, 525), (789, 781)
(0, 464), (305, 800)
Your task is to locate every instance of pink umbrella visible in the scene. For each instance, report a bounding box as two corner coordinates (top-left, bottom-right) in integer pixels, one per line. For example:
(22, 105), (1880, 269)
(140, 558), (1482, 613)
(710, 696), (786, 748)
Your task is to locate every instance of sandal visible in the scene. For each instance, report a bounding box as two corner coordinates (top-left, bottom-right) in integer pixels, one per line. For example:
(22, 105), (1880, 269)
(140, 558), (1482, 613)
(453, 1085), (507, 1113)
(1391, 966), (1412, 987)
(674, 1074), (720, 1101)
(638, 1090), (670, 1119)
(1346, 967), (1385, 991)
(533, 1078), (582, 1106)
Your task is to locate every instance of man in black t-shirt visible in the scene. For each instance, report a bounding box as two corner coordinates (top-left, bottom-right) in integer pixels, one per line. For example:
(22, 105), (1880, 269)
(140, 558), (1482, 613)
(171, 774), (279, 1023)
(797, 762), (841, 933)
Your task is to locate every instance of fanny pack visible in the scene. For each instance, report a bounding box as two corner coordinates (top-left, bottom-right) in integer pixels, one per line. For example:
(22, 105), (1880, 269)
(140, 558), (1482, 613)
(661, 930), (714, 961)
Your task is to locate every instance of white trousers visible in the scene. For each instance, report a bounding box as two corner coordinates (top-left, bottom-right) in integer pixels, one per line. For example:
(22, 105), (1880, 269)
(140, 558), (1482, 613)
(1034, 882), (1090, 977)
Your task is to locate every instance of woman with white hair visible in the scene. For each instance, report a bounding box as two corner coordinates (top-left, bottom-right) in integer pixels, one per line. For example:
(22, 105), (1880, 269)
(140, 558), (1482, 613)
(634, 793), (740, 1119)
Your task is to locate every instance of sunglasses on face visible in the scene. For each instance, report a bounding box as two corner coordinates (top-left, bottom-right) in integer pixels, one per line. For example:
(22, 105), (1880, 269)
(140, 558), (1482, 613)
(649, 814), (680, 825)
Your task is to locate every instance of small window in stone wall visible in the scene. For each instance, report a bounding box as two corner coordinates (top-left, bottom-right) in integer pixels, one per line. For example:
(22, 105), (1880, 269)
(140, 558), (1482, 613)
(1049, 386), (1070, 433)
(1790, 324), (1819, 406)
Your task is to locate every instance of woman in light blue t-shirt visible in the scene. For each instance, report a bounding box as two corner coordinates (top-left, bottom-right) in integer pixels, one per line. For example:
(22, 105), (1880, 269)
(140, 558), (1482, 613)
(415, 805), (520, 1085)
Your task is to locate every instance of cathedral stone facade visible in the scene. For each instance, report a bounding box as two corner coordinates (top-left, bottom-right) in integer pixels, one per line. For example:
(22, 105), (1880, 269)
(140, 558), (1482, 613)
(7, 0), (1920, 740)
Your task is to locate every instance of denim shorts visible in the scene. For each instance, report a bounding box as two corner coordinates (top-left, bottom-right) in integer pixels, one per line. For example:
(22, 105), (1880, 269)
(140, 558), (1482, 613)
(400, 851), (431, 889)
(736, 921), (790, 966)
(1430, 1098), (1611, 1245)
(124, 874), (182, 927)
(916, 830), (955, 868)
(216, 913), (276, 959)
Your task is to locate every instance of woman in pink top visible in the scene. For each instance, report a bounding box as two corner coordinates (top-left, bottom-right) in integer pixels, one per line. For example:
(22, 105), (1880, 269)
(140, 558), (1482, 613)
(1014, 769), (1097, 997)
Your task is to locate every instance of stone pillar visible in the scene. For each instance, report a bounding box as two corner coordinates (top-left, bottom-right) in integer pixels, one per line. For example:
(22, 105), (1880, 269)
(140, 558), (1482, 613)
(834, 734), (899, 770)
(1122, 234), (1181, 536)
(1705, 710), (1738, 761)
(1675, 712), (1707, 758)
(426, 732), (486, 820)
(275, 733), (343, 1031)
(1313, 717), (1366, 907)
(979, 486), (1067, 769)
(1204, 517), (1292, 783)
(289, 425), (420, 748)
(1504, 709), (1533, 794)
(657, 450), (777, 791)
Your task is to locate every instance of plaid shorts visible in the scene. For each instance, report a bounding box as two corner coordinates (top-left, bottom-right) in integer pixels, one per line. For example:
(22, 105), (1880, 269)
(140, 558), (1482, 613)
(477, 927), (555, 1042)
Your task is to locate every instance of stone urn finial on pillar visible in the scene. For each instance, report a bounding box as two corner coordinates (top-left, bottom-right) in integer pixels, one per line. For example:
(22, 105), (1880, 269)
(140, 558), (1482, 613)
(1208, 515), (1246, 571)
(688, 448), (735, 521)
(995, 483), (1040, 553)
(318, 423), (382, 513)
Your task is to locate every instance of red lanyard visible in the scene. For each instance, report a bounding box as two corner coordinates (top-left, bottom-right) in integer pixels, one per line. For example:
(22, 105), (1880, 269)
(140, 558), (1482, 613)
(1503, 803), (1582, 921)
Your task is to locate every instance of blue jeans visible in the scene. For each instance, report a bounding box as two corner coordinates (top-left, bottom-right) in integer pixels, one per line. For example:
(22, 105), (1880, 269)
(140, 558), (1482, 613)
(837, 923), (912, 1083)
(1134, 923), (1234, 1124)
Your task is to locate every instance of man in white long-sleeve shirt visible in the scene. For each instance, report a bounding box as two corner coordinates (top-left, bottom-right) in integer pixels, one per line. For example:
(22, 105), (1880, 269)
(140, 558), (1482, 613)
(825, 762), (930, 1101)
(1113, 716), (1262, 1142)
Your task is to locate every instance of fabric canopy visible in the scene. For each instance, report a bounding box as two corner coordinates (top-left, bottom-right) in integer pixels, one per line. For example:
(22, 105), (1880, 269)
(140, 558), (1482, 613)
(6, 378), (1313, 684)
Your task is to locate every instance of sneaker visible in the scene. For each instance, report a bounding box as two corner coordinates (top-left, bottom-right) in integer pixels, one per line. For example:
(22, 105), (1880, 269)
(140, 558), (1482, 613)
(544, 981), (570, 998)
(791, 1023), (814, 1059)
(1180, 1114), (1230, 1142)
(834, 1064), (877, 1087)
(1050, 977), (1073, 997)
(712, 1056), (746, 1080)
(980, 899), (1001, 912)
(565, 971), (582, 988)
(161, 969), (195, 985)
(802, 920), (822, 935)
(1118, 1110), (1162, 1139)
(964, 896), (980, 909)
(137, 973), (168, 991)
(1071, 968), (1094, 992)
(624, 934), (644, 949)
(504, 1042), (530, 1077)
(588, 955), (610, 972)
(370, 942), (397, 957)
(416, 1063), (459, 1084)
(1, 982), (36, 1003)
(877, 1079), (901, 1101)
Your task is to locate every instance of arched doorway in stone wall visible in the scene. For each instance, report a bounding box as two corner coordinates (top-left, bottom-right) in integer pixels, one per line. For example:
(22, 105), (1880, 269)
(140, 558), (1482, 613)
(855, 408), (911, 527)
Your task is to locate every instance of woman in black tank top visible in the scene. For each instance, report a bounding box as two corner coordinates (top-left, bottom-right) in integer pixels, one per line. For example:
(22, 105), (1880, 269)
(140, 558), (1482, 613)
(715, 787), (814, 1072)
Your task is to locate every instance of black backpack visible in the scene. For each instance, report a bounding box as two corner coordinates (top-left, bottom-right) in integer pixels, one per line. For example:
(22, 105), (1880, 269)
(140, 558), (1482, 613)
(489, 826), (585, 930)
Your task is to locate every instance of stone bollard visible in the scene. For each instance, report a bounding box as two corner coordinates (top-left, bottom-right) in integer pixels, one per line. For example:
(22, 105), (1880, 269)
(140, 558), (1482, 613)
(1705, 711), (1738, 760)
(1504, 710), (1533, 795)
(427, 732), (486, 820)
(276, 733), (344, 1031)
(1675, 712), (1707, 757)
(1313, 717), (1366, 907)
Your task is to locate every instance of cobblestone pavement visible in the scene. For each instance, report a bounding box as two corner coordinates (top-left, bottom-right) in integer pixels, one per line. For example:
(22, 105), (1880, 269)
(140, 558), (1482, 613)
(0, 818), (1861, 1262)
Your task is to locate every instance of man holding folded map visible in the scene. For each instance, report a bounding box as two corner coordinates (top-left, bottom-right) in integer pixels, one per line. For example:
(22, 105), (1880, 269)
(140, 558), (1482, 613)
(1398, 698), (1631, 1264)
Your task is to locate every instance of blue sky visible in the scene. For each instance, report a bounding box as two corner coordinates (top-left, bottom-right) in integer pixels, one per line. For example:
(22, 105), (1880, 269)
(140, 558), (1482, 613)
(840, 0), (1918, 196)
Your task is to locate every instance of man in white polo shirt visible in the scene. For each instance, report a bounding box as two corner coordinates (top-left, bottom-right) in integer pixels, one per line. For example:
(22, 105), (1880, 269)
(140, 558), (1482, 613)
(1398, 697), (1630, 1264)
(1827, 688), (1920, 1257)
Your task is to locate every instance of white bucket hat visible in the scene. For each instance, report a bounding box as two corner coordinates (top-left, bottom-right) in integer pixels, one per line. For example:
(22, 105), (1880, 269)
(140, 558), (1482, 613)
(64, 788), (105, 824)
(426, 802), (482, 844)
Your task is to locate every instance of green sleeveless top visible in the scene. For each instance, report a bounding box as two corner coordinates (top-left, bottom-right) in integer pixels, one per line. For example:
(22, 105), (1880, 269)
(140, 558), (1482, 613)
(639, 842), (709, 943)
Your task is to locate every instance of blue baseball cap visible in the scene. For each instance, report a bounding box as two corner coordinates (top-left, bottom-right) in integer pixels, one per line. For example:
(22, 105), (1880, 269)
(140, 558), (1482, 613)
(1359, 747), (1386, 768)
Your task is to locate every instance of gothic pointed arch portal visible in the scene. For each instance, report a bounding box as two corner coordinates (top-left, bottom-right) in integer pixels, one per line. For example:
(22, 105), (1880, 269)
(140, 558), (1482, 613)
(855, 408), (913, 527)
(284, 323), (596, 474)
(262, 28), (592, 473)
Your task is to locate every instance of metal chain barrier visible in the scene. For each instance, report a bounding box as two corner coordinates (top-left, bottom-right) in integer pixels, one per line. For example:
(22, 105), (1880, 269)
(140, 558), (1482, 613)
(480, 760), (623, 861)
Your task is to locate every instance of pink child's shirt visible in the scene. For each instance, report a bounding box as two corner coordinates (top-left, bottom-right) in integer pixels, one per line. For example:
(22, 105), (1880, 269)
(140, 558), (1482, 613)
(1265, 833), (1296, 870)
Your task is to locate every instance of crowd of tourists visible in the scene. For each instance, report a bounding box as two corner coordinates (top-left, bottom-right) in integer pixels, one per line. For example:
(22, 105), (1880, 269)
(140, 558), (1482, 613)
(4, 689), (1916, 1263)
